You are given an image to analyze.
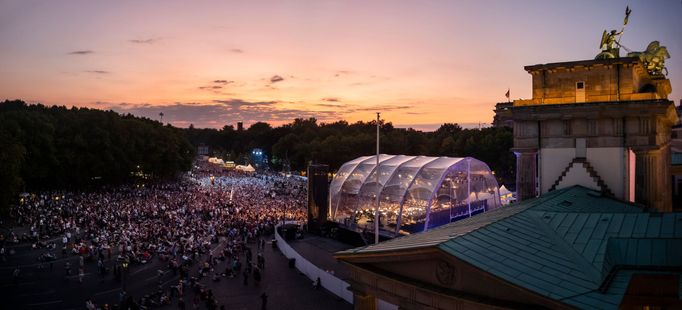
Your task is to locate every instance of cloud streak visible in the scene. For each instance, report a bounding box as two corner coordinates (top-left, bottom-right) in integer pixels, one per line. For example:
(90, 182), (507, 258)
(353, 105), (411, 112)
(269, 75), (284, 83)
(213, 99), (277, 108)
(129, 38), (159, 44)
(106, 100), (342, 128)
(85, 70), (110, 74)
(68, 50), (93, 55)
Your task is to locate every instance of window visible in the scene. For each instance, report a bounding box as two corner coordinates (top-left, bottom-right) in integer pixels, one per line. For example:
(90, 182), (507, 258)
(576, 81), (586, 103)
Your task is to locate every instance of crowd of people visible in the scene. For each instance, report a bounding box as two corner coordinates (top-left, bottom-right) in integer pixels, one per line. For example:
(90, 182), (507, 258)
(1, 160), (308, 310)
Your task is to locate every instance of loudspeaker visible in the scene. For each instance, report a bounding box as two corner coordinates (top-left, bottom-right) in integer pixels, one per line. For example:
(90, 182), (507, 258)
(307, 164), (329, 233)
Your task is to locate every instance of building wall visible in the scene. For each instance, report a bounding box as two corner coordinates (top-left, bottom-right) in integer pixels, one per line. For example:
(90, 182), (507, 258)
(556, 164), (600, 192)
(540, 148), (574, 193)
(586, 147), (625, 198)
(531, 65), (635, 103)
(347, 252), (570, 309)
(540, 147), (625, 199)
(517, 59), (671, 107)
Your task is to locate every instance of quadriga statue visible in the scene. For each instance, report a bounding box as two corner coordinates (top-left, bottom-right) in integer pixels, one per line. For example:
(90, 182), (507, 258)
(627, 41), (670, 76)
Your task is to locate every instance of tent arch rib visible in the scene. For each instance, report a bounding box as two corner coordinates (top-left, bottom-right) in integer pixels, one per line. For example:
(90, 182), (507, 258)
(330, 154), (500, 235)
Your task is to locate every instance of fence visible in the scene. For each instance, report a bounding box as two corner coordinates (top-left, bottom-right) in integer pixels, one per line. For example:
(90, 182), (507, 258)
(274, 224), (398, 309)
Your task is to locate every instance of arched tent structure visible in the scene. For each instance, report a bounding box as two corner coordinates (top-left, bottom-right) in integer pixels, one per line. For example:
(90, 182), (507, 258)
(330, 155), (500, 235)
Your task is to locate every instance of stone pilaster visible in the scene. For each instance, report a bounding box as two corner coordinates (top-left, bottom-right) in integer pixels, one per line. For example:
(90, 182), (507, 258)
(353, 292), (377, 310)
(633, 146), (672, 212)
(513, 149), (537, 201)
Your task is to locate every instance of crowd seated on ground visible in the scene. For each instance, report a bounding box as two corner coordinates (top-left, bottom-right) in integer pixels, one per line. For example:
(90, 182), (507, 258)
(2, 159), (307, 309)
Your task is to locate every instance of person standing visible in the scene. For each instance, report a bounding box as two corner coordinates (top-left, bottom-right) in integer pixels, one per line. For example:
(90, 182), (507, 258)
(260, 292), (268, 310)
(12, 266), (20, 285)
(85, 298), (96, 310)
(253, 267), (261, 286)
(78, 267), (84, 283)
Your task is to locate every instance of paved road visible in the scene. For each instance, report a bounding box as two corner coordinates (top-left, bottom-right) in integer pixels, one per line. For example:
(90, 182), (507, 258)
(0, 230), (351, 310)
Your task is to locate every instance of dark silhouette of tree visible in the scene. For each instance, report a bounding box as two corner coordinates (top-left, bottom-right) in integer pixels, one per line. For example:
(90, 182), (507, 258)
(183, 117), (514, 187)
(0, 100), (195, 213)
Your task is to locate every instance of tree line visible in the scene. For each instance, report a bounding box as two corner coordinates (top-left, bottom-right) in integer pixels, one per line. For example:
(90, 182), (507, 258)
(0, 100), (515, 213)
(186, 118), (515, 187)
(0, 100), (195, 213)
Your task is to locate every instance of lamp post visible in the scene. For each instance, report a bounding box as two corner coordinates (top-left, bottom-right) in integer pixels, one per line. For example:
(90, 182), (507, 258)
(375, 112), (380, 244)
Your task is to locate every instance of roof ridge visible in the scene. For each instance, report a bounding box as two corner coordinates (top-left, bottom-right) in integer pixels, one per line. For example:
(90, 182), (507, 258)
(527, 211), (604, 287)
(439, 187), (576, 243)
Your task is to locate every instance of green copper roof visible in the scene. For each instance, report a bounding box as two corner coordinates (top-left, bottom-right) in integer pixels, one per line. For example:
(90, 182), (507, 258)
(337, 186), (682, 309)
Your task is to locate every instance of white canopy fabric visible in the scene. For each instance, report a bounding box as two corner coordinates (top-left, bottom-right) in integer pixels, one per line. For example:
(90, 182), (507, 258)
(499, 185), (512, 196)
(330, 154), (500, 234)
(235, 164), (256, 172)
(208, 157), (224, 164)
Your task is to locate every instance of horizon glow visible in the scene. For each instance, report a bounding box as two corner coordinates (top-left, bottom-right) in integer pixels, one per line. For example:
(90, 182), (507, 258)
(1, 0), (680, 130)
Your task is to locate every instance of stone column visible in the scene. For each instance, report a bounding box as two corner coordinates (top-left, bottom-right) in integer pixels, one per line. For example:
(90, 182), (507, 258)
(353, 292), (377, 310)
(513, 149), (538, 201)
(633, 146), (672, 212)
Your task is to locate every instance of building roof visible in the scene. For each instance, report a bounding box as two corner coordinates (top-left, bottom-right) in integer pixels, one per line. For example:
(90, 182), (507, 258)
(336, 186), (682, 309)
(523, 57), (640, 73)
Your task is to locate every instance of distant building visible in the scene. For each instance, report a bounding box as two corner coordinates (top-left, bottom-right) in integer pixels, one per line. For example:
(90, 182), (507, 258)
(673, 103), (682, 208)
(496, 57), (678, 211)
(671, 102), (682, 162)
(237, 122), (244, 131)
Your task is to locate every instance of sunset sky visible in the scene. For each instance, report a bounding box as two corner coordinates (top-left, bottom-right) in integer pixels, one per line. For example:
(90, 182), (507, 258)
(1, 0), (680, 130)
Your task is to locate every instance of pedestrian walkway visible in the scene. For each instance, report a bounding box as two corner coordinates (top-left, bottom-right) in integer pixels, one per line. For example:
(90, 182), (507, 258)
(158, 237), (351, 310)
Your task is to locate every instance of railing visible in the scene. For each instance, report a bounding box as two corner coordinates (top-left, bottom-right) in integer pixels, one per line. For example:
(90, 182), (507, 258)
(274, 224), (354, 304)
(274, 224), (398, 310)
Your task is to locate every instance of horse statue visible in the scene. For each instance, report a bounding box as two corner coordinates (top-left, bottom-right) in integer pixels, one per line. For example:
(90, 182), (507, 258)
(627, 41), (670, 76)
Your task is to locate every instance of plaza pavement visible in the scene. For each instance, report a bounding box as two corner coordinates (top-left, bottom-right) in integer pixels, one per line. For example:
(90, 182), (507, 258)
(0, 225), (351, 310)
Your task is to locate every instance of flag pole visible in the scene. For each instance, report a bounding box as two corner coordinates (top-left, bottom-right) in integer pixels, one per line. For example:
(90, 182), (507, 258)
(375, 112), (380, 244)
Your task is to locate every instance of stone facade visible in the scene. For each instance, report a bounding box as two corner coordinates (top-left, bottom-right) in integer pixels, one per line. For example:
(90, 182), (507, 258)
(496, 58), (678, 212)
(338, 249), (570, 310)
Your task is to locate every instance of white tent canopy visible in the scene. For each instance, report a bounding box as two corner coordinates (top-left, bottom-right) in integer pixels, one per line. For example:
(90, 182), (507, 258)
(236, 164), (256, 172)
(208, 157), (224, 165)
(330, 154), (501, 235)
(499, 185), (512, 196)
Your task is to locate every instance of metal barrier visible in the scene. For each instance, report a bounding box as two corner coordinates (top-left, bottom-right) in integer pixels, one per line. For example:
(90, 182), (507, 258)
(274, 224), (398, 309)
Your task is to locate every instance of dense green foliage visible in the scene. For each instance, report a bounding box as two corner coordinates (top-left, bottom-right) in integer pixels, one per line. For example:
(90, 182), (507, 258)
(0, 100), (195, 212)
(186, 118), (515, 187)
